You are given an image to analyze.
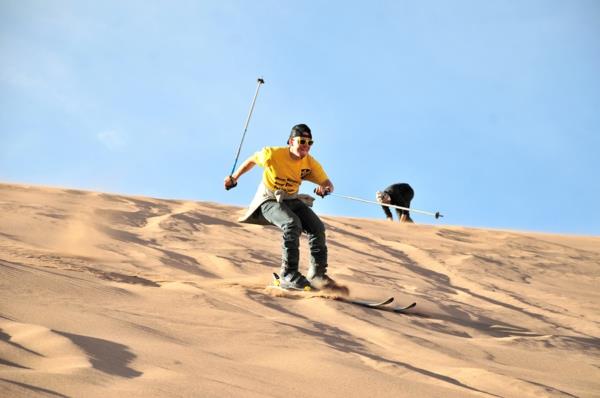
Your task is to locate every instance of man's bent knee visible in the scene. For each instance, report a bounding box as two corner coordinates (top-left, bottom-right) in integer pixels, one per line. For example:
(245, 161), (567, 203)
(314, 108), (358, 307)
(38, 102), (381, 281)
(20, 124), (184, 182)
(281, 220), (302, 239)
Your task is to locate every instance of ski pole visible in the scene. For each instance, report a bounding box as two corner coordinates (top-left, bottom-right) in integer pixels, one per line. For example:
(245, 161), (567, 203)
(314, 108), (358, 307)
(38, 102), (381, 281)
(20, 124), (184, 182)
(314, 189), (444, 219)
(226, 77), (265, 190)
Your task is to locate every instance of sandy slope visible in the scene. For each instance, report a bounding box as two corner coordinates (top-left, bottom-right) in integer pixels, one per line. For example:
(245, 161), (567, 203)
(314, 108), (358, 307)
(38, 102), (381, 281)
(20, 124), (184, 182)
(1, 182), (599, 398)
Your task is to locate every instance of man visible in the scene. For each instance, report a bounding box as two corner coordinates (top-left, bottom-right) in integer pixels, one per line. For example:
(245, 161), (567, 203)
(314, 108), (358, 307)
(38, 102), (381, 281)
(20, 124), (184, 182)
(376, 183), (415, 223)
(224, 124), (337, 291)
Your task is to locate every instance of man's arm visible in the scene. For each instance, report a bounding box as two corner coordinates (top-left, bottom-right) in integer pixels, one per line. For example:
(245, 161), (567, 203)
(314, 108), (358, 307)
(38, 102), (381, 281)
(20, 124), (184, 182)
(224, 157), (257, 189)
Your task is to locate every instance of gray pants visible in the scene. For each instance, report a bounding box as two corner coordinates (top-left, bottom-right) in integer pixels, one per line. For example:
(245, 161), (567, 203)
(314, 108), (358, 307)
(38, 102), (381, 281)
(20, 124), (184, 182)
(260, 199), (327, 275)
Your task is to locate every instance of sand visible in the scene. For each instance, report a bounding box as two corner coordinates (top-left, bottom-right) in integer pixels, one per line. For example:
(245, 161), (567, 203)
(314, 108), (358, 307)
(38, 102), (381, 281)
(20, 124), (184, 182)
(1, 182), (599, 397)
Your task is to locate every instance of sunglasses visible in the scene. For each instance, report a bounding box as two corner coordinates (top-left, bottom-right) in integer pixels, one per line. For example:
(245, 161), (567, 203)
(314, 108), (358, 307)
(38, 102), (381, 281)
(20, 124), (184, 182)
(294, 137), (314, 146)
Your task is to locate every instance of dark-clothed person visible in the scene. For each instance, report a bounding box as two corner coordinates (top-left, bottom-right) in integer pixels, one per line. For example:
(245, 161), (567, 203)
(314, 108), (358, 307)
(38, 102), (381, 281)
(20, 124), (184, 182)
(376, 183), (414, 223)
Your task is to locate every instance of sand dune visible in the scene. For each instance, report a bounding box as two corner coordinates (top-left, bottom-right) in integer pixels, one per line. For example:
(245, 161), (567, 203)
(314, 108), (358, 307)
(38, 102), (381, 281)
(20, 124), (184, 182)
(1, 182), (599, 397)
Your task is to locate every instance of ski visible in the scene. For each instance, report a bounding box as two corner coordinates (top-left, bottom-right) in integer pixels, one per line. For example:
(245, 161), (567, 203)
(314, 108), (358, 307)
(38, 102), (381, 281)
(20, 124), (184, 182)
(392, 302), (417, 313)
(339, 296), (394, 309)
(269, 273), (413, 311)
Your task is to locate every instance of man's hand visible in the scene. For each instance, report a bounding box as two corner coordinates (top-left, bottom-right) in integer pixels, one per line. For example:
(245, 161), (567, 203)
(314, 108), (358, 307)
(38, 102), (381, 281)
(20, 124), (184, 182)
(314, 185), (332, 198)
(314, 180), (334, 198)
(225, 158), (256, 191)
(224, 175), (237, 190)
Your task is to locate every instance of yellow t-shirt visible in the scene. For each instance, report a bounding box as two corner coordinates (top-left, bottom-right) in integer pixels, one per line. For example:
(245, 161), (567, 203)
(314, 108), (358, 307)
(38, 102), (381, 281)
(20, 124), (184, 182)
(252, 146), (329, 194)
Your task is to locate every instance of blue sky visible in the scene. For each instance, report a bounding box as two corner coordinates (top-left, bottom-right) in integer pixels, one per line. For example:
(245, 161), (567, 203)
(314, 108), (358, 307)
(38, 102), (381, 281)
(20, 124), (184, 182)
(1, 1), (599, 235)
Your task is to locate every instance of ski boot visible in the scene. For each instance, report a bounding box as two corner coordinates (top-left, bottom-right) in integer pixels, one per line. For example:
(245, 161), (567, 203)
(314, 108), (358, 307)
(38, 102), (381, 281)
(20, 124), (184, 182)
(274, 270), (312, 291)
